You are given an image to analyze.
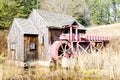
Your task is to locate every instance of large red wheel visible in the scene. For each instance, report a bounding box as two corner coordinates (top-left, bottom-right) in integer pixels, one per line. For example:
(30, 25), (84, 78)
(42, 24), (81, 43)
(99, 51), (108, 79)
(50, 41), (71, 60)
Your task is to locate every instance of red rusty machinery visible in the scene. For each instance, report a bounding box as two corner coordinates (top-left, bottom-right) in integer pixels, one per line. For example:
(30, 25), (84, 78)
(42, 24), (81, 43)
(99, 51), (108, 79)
(50, 25), (110, 67)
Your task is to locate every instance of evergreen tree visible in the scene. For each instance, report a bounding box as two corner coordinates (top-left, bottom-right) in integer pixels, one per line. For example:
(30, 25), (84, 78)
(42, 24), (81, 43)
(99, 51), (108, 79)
(15, 0), (40, 18)
(0, 0), (40, 30)
(0, 1), (16, 29)
(88, 0), (111, 25)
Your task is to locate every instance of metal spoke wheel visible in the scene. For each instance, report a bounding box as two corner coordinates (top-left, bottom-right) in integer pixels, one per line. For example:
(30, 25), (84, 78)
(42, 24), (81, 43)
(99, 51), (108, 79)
(50, 41), (71, 70)
(58, 42), (70, 57)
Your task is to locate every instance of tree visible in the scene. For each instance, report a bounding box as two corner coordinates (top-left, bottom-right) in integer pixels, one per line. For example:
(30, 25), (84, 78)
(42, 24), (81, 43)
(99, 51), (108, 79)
(0, 1), (17, 29)
(41, 0), (81, 15)
(0, 0), (40, 30)
(110, 0), (120, 23)
(41, 0), (90, 26)
(15, 0), (41, 18)
(87, 0), (111, 25)
(87, 0), (120, 25)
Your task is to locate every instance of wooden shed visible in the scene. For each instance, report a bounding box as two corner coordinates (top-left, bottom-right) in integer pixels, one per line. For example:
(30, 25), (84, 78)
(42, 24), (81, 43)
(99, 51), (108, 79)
(7, 9), (84, 67)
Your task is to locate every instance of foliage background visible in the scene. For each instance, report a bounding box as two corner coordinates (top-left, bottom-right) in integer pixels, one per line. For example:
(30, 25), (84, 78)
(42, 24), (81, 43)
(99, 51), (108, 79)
(1, 0), (120, 30)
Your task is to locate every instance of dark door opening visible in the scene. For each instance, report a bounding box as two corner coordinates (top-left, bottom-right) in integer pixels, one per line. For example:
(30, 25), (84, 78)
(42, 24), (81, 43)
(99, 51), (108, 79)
(24, 34), (38, 62)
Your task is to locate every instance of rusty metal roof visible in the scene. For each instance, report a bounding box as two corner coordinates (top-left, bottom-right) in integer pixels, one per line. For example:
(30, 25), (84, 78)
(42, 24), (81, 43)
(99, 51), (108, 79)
(15, 18), (38, 34)
(35, 9), (84, 29)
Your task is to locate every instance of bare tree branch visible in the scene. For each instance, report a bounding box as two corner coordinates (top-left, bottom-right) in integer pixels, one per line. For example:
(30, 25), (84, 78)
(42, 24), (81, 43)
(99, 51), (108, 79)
(41, 0), (85, 16)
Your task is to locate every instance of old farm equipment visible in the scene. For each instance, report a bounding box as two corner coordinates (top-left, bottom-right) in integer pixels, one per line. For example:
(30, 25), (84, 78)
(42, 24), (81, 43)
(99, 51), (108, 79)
(50, 25), (110, 67)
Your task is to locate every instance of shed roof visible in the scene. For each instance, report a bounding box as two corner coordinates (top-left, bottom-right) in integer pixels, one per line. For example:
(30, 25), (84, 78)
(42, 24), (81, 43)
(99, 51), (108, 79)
(15, 18), (38, 34)
(35, 10), (84, 28)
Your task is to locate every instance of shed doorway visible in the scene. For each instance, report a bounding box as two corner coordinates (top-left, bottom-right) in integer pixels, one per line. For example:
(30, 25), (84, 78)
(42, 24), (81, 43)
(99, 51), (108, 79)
(24, 34), (38, 62)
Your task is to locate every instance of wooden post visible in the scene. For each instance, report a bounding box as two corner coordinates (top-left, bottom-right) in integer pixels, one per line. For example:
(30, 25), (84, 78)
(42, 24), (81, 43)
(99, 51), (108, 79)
(70, 26), (72, 41)
(90, 42), (94, 53)
(70, 26), (74, 51)
(76, 28), (78, 41)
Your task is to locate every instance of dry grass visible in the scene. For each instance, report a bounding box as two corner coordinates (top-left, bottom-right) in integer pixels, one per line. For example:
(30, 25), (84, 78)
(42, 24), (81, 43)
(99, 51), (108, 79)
(76, 37), (120, 79)
(1, 37), (120, 80)
(86, 23), (120, 36)
(0, 30), (8, 56)
(0, 26), (120, 79)
(2, 64), (51, 80)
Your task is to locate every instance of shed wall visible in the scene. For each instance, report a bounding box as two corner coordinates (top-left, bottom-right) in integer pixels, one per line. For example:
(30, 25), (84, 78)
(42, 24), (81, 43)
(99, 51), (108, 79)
(29, 10), (50, 61)
(16, 25), (24, 61)
(48, 28), (62, 44)
(8, 20), (24, 61)
(8, 23), (15, 60)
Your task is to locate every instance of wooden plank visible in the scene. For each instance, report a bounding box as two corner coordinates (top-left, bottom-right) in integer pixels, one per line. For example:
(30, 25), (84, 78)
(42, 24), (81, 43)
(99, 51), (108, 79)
(50, 29), (62, 43)
(48, 29), (51, 44)
(24, 35), (39, 62)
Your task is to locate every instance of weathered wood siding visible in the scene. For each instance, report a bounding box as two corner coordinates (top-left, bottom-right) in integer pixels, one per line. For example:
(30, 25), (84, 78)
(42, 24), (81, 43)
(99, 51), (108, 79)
(24, 34), (38, 62)
(48, 28), (62, 44)
(8, 20), (24, 61)
(29, 10), (50, 61)
(8, 21), (16, 60)
(16, 25), (24, 61)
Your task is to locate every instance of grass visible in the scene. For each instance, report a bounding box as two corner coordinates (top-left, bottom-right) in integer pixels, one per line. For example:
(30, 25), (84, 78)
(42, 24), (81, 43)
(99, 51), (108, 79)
(76, 37), (120, 79)
(0, 30), (7, 56)
(0, 31), (120, 79)
(1, 47), (120, 80)
(86, 23), (120, 37)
